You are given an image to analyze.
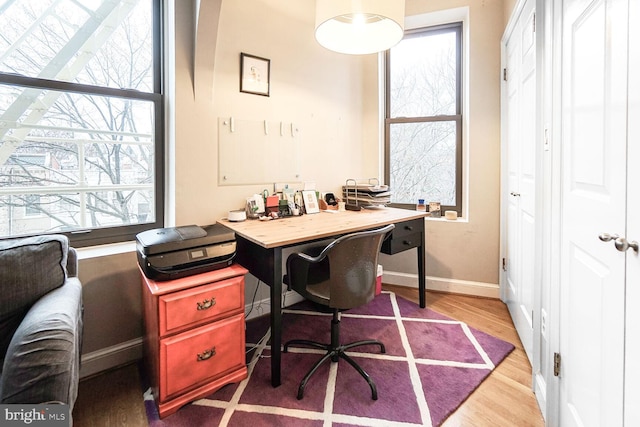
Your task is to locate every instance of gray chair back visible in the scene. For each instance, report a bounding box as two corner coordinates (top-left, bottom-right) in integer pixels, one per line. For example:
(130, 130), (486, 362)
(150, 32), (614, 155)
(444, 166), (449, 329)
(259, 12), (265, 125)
(286, 224), (394, 310)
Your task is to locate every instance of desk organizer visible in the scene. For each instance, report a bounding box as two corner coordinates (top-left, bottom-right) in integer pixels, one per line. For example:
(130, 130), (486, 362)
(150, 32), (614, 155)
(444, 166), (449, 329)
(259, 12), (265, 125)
(342, 178), (391, 209)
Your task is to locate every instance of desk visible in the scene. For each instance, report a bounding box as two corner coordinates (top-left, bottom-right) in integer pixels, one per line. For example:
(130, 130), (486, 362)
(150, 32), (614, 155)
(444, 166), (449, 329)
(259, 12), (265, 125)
(218, 207), (428, 387)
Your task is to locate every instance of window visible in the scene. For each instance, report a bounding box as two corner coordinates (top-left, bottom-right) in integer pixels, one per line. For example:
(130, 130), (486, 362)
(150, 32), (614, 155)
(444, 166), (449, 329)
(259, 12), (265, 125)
(384, 23), (462, 214)
(0, 0), (163, 246)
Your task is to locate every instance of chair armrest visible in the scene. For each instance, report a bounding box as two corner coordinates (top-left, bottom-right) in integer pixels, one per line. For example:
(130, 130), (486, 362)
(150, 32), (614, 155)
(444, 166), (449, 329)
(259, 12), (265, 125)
(286, 246), (331, 292)
(1, 278), (83, 408)
(290, 251), (320, 264)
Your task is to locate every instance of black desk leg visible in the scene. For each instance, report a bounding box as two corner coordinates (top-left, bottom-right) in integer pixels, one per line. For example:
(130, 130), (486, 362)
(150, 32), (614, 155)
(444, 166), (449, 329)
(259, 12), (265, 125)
(270, 247), (283, 387)
(418, 238), (426, 308)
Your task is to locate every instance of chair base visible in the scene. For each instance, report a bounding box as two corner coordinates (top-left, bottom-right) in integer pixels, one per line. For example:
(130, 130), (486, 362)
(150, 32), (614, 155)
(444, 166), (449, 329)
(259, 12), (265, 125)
(283, 337), (386, 400)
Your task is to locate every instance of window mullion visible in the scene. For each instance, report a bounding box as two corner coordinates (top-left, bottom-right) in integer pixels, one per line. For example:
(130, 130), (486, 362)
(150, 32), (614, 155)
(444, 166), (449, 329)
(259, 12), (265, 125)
(388, 114), (461, 124)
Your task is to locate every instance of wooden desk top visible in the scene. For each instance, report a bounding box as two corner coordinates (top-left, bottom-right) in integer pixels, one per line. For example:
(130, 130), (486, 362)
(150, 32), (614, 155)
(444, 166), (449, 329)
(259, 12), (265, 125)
(217, 207), (428, 249)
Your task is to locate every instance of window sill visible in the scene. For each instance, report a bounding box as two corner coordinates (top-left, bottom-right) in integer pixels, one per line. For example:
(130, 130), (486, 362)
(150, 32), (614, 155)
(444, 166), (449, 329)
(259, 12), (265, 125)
(76, 241), (136, 260)
(73, 215), (468, 260)
(424, 215), (468, 223)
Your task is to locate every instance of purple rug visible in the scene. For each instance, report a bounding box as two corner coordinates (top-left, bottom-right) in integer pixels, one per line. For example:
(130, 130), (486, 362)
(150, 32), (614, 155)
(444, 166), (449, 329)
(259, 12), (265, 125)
(144, 291), (514, 426)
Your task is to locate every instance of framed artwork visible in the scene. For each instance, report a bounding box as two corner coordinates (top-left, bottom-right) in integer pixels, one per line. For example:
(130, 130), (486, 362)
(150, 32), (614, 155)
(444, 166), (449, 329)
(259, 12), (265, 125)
(302, 190), (319, 214)
(240, 52), (270, 96)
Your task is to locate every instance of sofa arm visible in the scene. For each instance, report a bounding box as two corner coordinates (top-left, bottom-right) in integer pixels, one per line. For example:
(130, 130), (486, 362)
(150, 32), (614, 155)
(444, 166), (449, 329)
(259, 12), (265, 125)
(67, 247), (78, 278)
(0, 278), (83, 409)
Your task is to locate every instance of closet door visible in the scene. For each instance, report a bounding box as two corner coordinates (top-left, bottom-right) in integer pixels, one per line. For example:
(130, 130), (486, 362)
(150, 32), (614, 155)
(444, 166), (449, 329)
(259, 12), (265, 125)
(503, 0), (536, 362)
(625, 0), (640, 424)
(558, 0), (627, 425)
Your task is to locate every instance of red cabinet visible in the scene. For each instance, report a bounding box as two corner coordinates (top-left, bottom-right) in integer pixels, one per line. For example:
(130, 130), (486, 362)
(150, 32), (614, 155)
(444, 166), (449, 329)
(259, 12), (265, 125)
(141, 264), (248, 418)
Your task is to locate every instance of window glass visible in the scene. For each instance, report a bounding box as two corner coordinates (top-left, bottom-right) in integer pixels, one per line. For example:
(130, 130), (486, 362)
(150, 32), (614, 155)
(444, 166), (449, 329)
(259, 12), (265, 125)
(0, 0), (153, 90)
(389, 121), (457, 206)
(385, 23), (462, 214)
(0, 0), (162, 246)
(389, 31), (457, 118)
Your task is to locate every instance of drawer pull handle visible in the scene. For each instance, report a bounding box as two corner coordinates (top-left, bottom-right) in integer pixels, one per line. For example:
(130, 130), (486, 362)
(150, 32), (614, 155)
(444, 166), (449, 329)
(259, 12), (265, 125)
(404, 225), (413, 231)
(403, 240), (412, 245)
(197, 297), (216, 311)
(197, 346), (216, 361)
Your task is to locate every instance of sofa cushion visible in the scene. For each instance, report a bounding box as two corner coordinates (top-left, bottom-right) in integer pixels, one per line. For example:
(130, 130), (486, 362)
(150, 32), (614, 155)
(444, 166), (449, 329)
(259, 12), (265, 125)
(0, 311), (27, 369)
(0, 235), (69, 322)
(0, 278), (83, 407)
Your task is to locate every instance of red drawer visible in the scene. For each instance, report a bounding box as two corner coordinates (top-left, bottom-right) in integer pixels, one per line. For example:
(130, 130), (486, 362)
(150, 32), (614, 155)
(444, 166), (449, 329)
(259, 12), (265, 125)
(158, 275), (244, 336)
(159, 313), (246, 400)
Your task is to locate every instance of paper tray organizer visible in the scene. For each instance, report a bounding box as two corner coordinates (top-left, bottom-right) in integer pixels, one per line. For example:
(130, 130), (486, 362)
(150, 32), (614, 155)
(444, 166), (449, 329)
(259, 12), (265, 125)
(342, 178), (391, 208)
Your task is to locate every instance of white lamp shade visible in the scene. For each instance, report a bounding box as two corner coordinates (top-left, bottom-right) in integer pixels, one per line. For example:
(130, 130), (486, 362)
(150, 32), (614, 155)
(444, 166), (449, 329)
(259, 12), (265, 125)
(315, 0), (405, 55)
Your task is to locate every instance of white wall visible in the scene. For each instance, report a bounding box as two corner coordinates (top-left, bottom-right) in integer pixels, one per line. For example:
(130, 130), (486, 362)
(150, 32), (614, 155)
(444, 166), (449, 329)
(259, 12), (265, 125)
(174, 0), (375, 226)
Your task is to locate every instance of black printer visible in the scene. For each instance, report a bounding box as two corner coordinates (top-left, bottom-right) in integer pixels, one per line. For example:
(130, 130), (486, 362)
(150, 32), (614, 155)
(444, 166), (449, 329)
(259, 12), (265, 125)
(136, 224), (236, 281)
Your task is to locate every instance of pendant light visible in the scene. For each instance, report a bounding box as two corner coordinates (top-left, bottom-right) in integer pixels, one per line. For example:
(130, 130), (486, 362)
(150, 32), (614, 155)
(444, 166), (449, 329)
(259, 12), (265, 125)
(315, 0), (405, 55)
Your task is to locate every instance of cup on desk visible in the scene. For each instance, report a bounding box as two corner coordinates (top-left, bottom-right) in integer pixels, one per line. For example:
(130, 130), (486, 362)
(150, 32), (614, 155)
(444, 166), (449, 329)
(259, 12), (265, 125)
(338, 201), (346, 212)
(292, 207), (300, 216)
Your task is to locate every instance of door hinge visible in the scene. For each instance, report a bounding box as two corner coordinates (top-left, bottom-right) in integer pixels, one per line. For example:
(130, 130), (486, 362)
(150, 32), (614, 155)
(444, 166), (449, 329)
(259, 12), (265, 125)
(553, 352), (561, 377)
(502, 257), (507, 271)
(503, 68), (508, 81)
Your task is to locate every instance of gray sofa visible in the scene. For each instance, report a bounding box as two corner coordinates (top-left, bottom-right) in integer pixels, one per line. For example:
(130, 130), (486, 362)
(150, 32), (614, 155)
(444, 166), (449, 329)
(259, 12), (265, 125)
(0, 235), (83, 410)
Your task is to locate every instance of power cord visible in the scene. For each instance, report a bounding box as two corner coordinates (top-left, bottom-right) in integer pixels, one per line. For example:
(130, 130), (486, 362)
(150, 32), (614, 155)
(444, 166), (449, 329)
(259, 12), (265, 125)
(244, 277), (261, 319)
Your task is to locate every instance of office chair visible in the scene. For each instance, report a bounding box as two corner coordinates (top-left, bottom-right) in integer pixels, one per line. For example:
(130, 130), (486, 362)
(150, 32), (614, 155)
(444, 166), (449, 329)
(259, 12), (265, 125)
(283, 224), (395, 400)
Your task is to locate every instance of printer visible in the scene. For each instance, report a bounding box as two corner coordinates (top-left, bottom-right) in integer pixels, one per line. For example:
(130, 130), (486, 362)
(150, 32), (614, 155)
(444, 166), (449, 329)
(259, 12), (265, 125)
(136, 224), (236, 281)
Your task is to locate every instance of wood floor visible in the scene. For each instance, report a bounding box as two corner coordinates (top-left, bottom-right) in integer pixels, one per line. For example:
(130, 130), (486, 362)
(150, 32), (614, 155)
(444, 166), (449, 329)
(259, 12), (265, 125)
(72, 287), (545, 426)
(72, 361), (147, 426)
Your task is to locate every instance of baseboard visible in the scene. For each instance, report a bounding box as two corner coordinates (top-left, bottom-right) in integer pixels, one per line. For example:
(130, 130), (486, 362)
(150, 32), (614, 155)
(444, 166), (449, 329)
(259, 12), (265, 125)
(534, 371), (547, 420)
(79, 338), (143, 379)
(244, 274), (500, 322)
(79, 292), (305, 378)
(383, 271), (500, 299)
(80, 275), (498, 379)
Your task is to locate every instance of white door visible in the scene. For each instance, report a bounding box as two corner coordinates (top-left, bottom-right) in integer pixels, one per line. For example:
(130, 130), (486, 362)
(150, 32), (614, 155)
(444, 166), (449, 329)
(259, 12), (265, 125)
(503, 0), (536, 362)
(559, 0), (628, 425)
(624, 0), (640, 424)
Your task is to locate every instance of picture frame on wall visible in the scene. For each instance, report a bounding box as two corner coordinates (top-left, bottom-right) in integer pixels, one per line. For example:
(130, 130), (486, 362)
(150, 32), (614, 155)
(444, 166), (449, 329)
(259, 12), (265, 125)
(240, 52), (270, 96)
(302, 190), (320, 214)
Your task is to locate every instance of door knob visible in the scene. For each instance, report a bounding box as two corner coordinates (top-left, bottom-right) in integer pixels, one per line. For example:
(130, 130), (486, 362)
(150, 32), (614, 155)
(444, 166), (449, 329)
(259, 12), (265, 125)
(598, 233), (620, 242)
(614, 237), (639, 253)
